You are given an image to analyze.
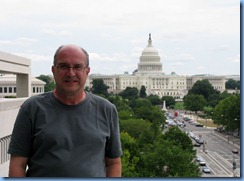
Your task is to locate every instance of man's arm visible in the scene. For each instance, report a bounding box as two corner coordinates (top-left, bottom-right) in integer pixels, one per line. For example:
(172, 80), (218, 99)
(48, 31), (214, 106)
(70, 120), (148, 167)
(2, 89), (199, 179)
(9, 155), (28, 177)
(105, 157), (122, 177)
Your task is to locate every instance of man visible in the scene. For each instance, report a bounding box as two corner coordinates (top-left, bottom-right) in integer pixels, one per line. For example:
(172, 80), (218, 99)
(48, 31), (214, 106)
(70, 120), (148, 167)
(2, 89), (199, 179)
(8, 44), (122, 177)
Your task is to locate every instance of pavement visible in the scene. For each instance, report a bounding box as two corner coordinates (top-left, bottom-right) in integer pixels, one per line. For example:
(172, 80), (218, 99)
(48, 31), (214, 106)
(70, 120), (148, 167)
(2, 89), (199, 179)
(212, 130), (240, 149)
(184, 113), (240, 149)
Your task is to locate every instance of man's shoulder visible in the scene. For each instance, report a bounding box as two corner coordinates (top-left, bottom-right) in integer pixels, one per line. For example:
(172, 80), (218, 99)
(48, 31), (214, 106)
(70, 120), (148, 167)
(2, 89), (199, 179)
(87, 92), (114, 106)
(22, 92), (52, 106)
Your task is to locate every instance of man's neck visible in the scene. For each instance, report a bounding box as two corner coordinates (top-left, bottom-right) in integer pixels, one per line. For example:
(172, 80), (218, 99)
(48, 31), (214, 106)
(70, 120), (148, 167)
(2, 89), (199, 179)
(53, 89), (86, 105)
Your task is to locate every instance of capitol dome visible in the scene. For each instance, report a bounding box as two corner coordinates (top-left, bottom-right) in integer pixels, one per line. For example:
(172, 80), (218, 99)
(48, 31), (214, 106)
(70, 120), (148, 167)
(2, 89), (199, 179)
(136, 34), (163, 75)
(141, 37), (160, 56)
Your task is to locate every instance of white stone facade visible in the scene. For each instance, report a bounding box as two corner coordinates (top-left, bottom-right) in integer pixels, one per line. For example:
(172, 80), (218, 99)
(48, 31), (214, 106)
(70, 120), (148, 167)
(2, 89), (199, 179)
(0, 74), (45, 98)
(85, 35), (227, 99)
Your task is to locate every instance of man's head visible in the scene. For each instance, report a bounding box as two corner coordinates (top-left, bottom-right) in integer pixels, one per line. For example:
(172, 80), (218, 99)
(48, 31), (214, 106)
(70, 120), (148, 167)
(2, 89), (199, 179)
(52, 44), (90, 96)
(53, 45), (89, 67)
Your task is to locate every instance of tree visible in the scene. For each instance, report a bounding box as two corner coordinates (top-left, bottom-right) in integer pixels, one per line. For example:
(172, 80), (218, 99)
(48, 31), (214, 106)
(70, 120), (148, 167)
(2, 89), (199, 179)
(207, 94), (221, 108)
(107, 95), (131, 112)
(138, 133), (200, 177)
(90, 79), (109, 96)
(161, 96), (175, 108)
(139, 85), (147, 98)
(120, 132), (140, 177)
(36, 74), (55, 92)
(183, 94), (207, 113)
(188, 79), (219, 100)
(119, 87), (139, 100)
(163, 126), (193, 151)
(118, 110), (134, 120)
(225, 79), (240, 89)
(147, 95), (161, 105)
(213, 94), (240, 134)
(120, 118), (152, 140)
(203, 106), (214, 118)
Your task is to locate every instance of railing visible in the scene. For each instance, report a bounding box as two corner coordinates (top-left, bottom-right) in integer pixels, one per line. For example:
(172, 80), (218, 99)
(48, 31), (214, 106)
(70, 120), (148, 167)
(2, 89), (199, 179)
(0, 135), (11, 164)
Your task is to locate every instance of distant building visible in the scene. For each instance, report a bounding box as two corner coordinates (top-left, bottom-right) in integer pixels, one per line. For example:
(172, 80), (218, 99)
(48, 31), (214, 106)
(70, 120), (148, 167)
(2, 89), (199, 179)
(85, 34), (228, 100)
(186, 74), (226, 93)
(0, 74), (45, 98)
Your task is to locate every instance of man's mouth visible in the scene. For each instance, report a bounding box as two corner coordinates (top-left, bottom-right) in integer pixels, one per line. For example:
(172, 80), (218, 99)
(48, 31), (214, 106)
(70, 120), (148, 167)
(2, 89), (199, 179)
(63, 79), (78, 83)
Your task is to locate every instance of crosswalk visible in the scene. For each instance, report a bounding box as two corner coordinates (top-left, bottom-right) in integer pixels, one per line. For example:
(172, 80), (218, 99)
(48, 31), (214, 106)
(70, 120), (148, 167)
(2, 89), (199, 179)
(198, 150), (240, 177)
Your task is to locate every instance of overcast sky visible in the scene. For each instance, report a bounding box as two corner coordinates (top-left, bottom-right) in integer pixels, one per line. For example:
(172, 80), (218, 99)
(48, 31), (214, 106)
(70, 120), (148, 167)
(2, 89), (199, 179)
(0, 0), (240, 77)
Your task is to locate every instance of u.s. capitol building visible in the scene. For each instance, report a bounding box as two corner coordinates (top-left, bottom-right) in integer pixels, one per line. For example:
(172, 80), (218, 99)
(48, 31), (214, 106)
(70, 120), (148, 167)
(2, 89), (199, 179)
(85, 34), (227, 100)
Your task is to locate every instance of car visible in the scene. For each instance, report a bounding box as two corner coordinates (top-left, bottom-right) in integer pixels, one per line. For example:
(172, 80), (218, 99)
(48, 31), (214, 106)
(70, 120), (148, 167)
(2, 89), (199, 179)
(195, 123), (204, 127)
(202, 166), (211, 173)
(196, 139), (204, 144)
(193, 142), (201, 147)
(232, 149), (239, 154)
(196, 155), (202, 162)
(183, 117), (191, 121)
(199, 159), (206, 166)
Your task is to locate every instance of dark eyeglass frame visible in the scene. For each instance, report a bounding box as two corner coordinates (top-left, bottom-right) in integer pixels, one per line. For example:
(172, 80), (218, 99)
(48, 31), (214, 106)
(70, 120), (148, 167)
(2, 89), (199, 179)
(56, 63), (87, 72)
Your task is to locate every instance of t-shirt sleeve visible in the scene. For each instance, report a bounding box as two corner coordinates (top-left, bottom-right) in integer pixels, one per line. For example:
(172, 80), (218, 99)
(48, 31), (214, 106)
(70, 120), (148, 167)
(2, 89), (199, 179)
(105, 104), (123, 158)
(8, 105), (33, 157)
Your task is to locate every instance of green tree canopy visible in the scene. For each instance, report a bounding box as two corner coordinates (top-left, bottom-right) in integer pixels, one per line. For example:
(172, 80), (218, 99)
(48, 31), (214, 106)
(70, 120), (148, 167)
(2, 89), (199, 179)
(213, 94), (240, 133)
(163, 126), (193, 151)
(161, 96), (176, 108)
(183, 94), (207, 113)
(138, 133), (199, 177)
(147, 94), (161, 105)
(120, 118), (152, 140)
(225, 79), (240, 89)
(36, 74), (55, 92)
(188, 79), (219, 100)
(90, 79), (109, 96)
(107, 95), (131, 112)
(139, 85), (147, 98)
(120, 132), (140, 177)
(119, 87), (139, 100)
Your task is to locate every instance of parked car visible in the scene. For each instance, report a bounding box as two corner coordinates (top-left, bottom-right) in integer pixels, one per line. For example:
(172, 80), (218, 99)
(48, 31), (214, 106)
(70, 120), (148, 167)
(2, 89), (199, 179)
(199, 159), (206, 166)
(183, 117), (191, 121)
(202, 166), (211, 173)
(193, 142), (201, 147)
(232, 149), (239, 154)
(195, 123), (204, 127)
(195, 138), (204, 144)
(196, 155), (202, 162)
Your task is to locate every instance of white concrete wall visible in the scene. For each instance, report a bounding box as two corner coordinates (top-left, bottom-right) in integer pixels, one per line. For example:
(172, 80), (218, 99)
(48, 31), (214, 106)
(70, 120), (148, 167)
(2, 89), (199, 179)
(0, 98), (27, 177)
(0, 161), (9, 177)
(0, 51), (31, 75)
(0, 50), (31, 177)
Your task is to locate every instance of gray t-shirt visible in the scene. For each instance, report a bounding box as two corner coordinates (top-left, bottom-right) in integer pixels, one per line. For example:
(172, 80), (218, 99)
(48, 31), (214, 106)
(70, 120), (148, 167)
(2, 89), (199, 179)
(8, 92), (122, 177)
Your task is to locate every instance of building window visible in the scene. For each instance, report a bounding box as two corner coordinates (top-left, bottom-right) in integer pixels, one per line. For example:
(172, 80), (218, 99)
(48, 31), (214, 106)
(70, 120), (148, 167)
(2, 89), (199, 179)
(4, 87), (7, 93)
(9, 87), (12, 93)
(0, 87), (2, 93)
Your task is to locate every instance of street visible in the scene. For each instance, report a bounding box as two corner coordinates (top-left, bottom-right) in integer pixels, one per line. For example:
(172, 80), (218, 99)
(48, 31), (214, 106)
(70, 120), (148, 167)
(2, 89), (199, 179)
(181, 116), (240, 177)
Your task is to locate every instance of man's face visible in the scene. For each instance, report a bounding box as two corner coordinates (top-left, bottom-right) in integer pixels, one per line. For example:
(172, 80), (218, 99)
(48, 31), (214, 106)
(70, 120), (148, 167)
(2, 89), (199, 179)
(52, 46), (90, 96)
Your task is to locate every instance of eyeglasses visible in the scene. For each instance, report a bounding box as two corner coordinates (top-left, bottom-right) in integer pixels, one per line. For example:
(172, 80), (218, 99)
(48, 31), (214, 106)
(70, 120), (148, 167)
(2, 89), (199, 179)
(56, 63), (87, 72)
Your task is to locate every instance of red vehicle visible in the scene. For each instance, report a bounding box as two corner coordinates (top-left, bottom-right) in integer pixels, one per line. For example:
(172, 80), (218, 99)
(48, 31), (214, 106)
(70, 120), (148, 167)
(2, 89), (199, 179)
(174, 111), (178, 117)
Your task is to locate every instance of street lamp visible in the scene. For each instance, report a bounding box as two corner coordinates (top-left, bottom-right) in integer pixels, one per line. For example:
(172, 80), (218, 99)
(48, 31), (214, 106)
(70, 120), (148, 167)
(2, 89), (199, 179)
(232, 153), (236, 177)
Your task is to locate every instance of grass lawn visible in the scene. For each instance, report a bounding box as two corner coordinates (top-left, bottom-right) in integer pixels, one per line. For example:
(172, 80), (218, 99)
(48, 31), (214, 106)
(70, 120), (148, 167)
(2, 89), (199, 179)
(197, 119), (218, 128)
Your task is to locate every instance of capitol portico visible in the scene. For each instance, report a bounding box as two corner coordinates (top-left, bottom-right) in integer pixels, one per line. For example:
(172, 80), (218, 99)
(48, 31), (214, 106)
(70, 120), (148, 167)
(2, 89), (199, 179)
(85, 34), (226, 99)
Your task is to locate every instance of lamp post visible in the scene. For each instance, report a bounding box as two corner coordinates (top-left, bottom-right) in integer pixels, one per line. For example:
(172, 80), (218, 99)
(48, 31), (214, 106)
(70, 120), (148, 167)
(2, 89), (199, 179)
(232, 153), (236, 177)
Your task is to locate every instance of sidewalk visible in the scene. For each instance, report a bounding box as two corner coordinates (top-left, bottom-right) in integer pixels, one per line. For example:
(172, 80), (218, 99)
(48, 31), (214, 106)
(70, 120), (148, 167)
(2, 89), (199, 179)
(212, 130), (240, 149)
